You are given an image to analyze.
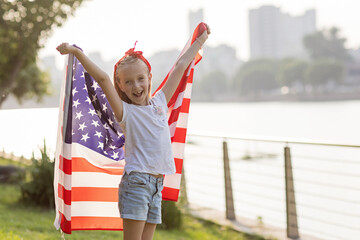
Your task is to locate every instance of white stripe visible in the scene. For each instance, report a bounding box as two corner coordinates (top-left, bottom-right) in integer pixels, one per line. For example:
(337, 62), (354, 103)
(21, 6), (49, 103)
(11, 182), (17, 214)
(169, 121), (177, 138)
(184, 83), (193, 99)
(173, 91), (185, 109)
(61, 143), (72, 159)
(59, 201), (121, 219)
(72, 201), (121, 217)
(172, 142), (185, 159)
(169, 112), (189, 138)
(58, 201), (71, 221)
(176, 112), (189, 129)
(59, 170), (122, 190)
(72, 143), (125, 168)
(73, 172), (122, 188)
(58, 170), (72, 190)
(164, 173), (181, 189)
(61, 143), (125, 169)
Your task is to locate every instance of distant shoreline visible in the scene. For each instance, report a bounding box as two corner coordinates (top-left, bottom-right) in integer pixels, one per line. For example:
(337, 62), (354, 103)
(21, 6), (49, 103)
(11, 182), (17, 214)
(2, 92), (360, 110)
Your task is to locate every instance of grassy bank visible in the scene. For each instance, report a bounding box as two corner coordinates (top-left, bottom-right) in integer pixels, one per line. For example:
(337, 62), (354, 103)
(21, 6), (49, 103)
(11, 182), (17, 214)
(0, 184), (260, 240)
(0, 158), (263, 240)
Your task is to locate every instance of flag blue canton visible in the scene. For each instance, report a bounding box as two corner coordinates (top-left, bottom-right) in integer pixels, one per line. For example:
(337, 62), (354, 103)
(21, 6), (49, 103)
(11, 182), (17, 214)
(68, 56), (125, 161)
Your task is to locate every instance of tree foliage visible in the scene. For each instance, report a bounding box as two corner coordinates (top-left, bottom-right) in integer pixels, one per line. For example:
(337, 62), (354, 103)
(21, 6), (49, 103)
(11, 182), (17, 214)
(233, 59), (279, 95)
(277, 58), (308, 87)
(303, 27), (351, 62)
(193, 70), (229, 101)
(305, 59), (345, 86)
(0, 0), (85, 107)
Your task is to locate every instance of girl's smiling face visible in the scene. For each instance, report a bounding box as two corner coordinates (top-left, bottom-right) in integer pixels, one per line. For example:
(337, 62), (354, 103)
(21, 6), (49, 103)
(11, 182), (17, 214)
(117, 60), (152, 106)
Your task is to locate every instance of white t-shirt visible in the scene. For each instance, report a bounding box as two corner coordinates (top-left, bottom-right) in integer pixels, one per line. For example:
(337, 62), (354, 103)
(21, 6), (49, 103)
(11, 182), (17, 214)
(119, 90), (175, 175)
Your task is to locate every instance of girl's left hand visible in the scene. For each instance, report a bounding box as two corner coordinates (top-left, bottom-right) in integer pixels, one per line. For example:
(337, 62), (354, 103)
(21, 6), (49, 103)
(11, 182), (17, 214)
(56, 43), (77, 55)
(204, 23), (211, 35)
(197, 23), (211, 45)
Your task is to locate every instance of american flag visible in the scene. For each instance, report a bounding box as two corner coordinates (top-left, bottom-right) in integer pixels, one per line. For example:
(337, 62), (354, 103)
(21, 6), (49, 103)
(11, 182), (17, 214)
(54, 22), (207, 234)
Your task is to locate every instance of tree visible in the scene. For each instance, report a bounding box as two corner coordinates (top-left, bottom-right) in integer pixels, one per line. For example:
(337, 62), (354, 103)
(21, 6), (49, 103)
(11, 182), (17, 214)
(277, 58), (308, 87)
(193, 70), (229, 101)
(303, 27), (351, 62)
(305, 59), (345, 87)
(0, 0), (85, 107)
(233, 59), (279, 96)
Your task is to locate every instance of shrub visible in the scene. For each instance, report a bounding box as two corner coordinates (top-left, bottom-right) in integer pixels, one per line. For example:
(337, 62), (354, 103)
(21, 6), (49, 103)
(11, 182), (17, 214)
(158, 200), (182, 230)
(20, 140), (54, 208)
(0, 165), (25, 184)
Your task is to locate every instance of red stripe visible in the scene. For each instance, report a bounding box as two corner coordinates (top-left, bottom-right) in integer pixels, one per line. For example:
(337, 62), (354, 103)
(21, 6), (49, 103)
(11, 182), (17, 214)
(59, 212), (123, 233)
(174, 158), (183, 174)
(72, 216), (123, 231)
(59, 156), (123, 175)
(180, 98), (191, 113)
(58, 183), (71, 205)
(172, 128), (187, 143)
(187, 69), (194, 83)
(59, 155), (72, 175)
(168, 106), (181, 126)
(58, 184), (119, 204)
(168, 99), (190, 127)
(72, 157), (124, 175)
(162, 187), (180, 201)
(60, 212), (72, 234)
(72, 187), (118, 202)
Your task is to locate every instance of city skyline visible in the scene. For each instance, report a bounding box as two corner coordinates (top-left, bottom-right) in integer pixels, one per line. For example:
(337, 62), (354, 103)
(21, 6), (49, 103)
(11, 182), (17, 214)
(39, 0), (360, 68)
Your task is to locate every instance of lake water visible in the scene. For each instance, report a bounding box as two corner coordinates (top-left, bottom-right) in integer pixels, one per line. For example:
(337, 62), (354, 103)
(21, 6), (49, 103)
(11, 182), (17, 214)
(0, 101), (359, 239)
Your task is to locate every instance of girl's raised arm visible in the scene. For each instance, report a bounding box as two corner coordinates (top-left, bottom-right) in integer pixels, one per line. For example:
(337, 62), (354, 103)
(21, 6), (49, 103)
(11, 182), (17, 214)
(161, 25), (210, 103)
(56, 43), (124, 121)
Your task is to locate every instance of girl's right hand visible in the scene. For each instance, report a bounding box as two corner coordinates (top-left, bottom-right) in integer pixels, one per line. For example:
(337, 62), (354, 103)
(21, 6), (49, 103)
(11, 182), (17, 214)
(56, 43), (77, 55)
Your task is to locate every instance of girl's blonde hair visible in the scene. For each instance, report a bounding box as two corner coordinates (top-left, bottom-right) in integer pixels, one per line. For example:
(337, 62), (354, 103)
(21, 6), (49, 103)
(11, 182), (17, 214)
(113, 56), (152, 104)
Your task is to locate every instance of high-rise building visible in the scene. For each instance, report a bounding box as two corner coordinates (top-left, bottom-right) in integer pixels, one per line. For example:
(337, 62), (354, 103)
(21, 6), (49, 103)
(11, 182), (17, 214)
(188, 9), (204, 35)
(249, 5), (316, 59)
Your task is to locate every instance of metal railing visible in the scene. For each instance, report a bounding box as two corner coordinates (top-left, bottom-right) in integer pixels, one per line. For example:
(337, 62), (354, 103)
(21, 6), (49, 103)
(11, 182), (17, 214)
(183, 131), (360, 240)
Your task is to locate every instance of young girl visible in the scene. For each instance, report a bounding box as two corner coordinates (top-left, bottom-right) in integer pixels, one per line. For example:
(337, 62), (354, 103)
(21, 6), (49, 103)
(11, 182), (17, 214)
(56, 24), (210, 240)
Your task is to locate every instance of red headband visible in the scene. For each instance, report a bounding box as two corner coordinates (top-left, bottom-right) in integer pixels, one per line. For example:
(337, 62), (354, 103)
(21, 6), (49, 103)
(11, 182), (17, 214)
(114, 41), (152, 79)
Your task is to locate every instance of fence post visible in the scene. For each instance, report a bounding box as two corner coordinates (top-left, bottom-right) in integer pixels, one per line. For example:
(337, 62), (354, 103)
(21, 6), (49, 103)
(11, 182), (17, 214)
(180, 166), (189, 207)
(284, 146), (300, 239)
(223, 140), (236, 220)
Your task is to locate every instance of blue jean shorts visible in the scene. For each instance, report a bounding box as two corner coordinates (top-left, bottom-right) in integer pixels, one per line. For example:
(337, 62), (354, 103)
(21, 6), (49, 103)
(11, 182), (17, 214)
(118, 171), (164, 224)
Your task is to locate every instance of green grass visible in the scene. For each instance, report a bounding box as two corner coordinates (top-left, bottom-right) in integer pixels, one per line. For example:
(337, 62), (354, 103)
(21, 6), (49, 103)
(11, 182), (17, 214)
(0, 184), (262, 240)
(0, 158), (262, 240)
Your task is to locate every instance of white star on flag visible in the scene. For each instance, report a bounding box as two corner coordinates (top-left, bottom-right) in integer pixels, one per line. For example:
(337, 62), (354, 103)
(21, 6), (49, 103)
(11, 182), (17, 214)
(97, 142), (104, 150)
(72, 87), (78, 96)
(85, 97), (91, 104)
(102, 103), (107, 111)
(73, 99), (80, 108)
(78, 122), (87, 131)
(108, 118), (114, 126)
(75, 111), (83, 120)
(94, 131), (103, 138)
(91, 120), (100, 127)
(111, 151), (119, 159)
(88, 108), (96, 116)
(81, 133), (90, 142)
(92, 94), (97, 102)
(92, 82), (100, 90)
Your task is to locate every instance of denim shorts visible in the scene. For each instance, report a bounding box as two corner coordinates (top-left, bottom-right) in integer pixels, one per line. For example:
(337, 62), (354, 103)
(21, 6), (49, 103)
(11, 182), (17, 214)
(118, 171), (164, 224)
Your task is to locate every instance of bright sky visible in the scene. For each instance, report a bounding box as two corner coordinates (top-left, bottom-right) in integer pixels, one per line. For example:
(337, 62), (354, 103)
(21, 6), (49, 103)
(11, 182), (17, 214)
(39, 0), (360, 67)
